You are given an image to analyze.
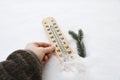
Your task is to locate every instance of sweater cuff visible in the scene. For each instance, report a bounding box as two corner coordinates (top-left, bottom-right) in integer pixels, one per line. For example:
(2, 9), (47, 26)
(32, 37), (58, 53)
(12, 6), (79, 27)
(3, 49), (42, 80)
(25, 50), (41, 64)
(7, 49), (41, 65)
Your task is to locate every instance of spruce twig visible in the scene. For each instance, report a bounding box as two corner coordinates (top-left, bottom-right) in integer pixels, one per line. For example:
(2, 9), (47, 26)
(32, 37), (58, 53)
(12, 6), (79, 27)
(80, 42), (86, 57)
(68, 29), (86, 58)
(68, 31), (78, 41)
(78, 29), (86, 57)
(78, 29), (83, 41)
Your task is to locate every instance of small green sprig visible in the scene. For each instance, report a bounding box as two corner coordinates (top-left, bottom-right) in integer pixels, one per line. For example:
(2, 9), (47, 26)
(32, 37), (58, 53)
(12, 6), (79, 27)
(68, 29), (86, 58)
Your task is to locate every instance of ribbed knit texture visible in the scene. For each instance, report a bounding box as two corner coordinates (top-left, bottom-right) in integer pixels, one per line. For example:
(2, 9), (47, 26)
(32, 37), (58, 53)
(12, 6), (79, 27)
(0, 50), (42, 80)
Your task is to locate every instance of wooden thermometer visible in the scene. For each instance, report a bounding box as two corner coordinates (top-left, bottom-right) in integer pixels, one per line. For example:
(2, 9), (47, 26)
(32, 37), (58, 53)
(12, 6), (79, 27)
(42, 17), (74, 61)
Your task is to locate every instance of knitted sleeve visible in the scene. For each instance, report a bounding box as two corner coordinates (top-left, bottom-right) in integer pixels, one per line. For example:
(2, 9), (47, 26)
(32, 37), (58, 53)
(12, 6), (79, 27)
(0, 50), (42, 80)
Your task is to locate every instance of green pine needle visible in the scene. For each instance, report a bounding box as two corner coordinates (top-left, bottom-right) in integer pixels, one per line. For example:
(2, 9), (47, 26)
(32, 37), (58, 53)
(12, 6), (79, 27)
(68, 29), (86, 58)
(78, 29), (83, 41)
(69, 31), (78, 41)
(80, 42), (86, 57)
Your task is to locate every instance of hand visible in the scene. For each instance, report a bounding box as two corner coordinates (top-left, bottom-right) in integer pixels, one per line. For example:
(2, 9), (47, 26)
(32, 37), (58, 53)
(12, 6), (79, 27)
(25, 42), (55, 63)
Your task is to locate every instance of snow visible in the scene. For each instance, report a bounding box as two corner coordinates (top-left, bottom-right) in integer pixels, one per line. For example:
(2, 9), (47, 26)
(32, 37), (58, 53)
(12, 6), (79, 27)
(43, 54), (87, 80)
(0, 0), (120, 80)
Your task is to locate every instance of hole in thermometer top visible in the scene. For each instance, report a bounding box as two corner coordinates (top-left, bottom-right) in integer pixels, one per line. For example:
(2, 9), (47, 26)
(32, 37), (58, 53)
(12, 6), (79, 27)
(42, 17), (74, 58)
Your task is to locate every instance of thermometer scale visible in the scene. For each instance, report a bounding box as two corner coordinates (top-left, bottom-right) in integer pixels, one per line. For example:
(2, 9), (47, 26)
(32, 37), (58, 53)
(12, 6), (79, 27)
(42, 17), (74, 61)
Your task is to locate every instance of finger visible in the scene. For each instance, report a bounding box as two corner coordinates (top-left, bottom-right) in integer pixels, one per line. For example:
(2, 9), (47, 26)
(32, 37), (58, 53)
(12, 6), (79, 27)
(42, 55), (50, 63)
(42, 45), (55, 53)
(45, 56), (49, 61)
(34, 42), (51, 47)
(47, 53), (51, 58)
(42, 55), (48, 62)
(42, 54), (48, 60)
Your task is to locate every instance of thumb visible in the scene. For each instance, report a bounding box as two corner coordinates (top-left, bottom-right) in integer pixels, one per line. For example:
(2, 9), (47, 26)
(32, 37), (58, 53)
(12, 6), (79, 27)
(42, 45), (55, 53)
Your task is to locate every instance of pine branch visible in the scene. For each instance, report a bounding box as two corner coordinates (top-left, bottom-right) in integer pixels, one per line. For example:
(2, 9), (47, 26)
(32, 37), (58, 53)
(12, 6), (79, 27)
(80, 42), (86, 57)
(78, 29), (86, 57)
(76, 41), (82, 56)
(68, 31), (78, 41)
(78, 29), (83, 41)
(68, 29), (86, 58)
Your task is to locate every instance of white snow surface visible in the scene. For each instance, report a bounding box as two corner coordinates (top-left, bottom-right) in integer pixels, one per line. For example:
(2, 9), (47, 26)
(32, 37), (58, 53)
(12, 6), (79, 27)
(43, 54), (87, 80)
(0, 0), (120, 80)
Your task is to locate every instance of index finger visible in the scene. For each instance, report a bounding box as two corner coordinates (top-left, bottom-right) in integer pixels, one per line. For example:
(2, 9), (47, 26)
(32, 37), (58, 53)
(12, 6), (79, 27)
(42, 45), (55, 53)
(33, 42), (51, 47)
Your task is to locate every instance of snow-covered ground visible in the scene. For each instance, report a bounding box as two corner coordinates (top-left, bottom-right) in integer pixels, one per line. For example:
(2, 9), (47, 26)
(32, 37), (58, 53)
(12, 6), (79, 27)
(0, 0), (120, 80)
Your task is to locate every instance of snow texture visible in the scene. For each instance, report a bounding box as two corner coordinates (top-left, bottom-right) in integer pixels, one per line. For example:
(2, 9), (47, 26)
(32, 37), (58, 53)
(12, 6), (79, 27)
(0, 0), (120, 80)
(43, 54), (87, 80)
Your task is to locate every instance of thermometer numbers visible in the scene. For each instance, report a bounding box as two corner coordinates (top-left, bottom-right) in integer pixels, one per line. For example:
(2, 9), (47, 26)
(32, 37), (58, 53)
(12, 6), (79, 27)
(42, 17), (73, 58)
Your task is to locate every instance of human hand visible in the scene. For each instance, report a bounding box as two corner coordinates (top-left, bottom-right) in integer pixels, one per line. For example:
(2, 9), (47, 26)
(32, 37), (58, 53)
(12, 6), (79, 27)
(25, 42), (55, 63)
